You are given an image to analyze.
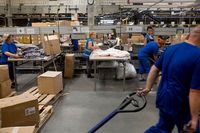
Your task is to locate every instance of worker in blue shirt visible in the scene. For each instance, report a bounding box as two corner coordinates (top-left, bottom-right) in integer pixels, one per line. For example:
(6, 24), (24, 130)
(69, 33), (79, 51)
(0, 34), (20, 88)
(144, 26), (155, 45)
(83, 32), (99, 78)
(138, 25), (200, 132)
(138, 35), (168, 81)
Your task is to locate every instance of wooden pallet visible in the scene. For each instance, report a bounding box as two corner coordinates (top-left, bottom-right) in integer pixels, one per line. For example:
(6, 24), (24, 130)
(24, 87), (63, 109)
(34, 105), (53, 133)
(5, 91), (16, 98)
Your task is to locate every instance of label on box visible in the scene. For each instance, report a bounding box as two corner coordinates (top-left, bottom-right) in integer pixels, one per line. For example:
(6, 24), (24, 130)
(25, 107), (36, 116)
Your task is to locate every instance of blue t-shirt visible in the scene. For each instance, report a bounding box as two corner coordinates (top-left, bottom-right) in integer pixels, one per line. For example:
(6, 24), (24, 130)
(1, 42), (17, 63)
(83, 38), (94, 58)
(155, 42), (200, 116)
(70, 34), (79, 51)
(145, 34), (154, 43)
(138, 42), (159, 58)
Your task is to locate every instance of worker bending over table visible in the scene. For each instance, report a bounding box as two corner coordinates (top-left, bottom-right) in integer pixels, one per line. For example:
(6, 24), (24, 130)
(138, 35), (168, 81)
(0, 34), (20, 88)
(144, 26), (155, 45)
(138, 25), (200, 133)
(83, 32), (99, 78)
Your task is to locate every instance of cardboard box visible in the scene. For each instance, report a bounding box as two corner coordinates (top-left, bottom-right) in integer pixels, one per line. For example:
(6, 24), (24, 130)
(22, 35), (31, 44)
(38, 71), (63, 94)
(0, 80), (12, 99)
(0, 65), (9, 82)
(131, 34), (144, 43)
(42, 35), (61, 55)
(64, 54), (75, 78)
(0, 126), (35, 133)
(0, 94), (39, 128)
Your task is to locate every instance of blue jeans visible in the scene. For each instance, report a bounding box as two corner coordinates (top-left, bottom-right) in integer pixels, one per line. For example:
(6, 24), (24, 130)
(145, 109), (191, 133)
(138, 56), (151, 74)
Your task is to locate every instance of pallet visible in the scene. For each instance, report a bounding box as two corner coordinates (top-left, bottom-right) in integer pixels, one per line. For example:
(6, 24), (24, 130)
(34, 105), (53, 133)
(24, 87), (63, 108)
(6, 91), (16, 98)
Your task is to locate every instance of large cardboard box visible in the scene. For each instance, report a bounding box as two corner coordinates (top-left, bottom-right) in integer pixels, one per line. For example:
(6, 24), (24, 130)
(22, 35), (31, 44)
(0, 94), (39, 128)
(0, 80), (12, 99)
(64, 54), (75, 78)
(38, 71), (63, 94)
(131, 34), (144, 43)
(42, 35), (61, 55)
(0, 126), (35, 133)
(0, 65), (9, 82)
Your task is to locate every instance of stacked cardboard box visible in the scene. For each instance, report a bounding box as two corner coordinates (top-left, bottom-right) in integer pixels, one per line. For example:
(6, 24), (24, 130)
(0, 126), (35, 133)
(64, 54), (75, 78)
(42, 35), (61, 55)
(0, 65), (12, 98)
(38, 71), (63, 94)
(22, 35), (31, 44)
(131, 34), (145, 43)
(0, 94), (39, 127)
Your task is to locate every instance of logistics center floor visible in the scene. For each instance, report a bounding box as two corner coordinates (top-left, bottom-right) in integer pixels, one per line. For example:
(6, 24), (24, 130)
(17, 74), (177, 133)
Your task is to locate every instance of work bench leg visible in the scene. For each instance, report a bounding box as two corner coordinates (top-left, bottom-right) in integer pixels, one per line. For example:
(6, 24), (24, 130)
(13, 62), (18, 91)
(123, 61), (126, 91)
(94, 60), (97, 91)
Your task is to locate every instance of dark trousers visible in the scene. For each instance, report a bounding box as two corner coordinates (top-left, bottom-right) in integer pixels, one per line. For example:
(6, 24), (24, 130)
(145, 109), (191, 133)
(86, 58), (93, 76)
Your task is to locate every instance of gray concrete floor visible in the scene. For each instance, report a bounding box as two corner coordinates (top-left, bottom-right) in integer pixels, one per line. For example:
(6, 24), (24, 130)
(17, 74), (177, 133)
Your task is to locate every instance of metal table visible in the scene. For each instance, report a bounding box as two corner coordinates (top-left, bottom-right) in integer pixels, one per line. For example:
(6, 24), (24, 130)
(90, 54), (130, 91)
(8, 54), (61, 91)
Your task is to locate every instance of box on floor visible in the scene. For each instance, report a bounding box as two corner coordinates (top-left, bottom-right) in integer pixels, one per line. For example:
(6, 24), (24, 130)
(0, 65), (9, 82)
(0, 94), (39, 128)
(38, 71), (63, 94)
(0, 80), (12, 98)
(0, 126), (35, 133)
(64, 54), (75, 78)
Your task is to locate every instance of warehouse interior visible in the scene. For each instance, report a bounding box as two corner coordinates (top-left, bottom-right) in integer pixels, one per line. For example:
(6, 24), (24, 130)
(0, 0), (199, 133)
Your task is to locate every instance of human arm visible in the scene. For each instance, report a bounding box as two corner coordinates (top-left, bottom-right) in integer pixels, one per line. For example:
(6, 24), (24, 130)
(4, 52), (20, 58)
(88, 41), (99, 51)
(189, 89), (200, 131)
(144, 38), (147, 45)
(189, 59), (200, 131)
(138, 65), (160, 96)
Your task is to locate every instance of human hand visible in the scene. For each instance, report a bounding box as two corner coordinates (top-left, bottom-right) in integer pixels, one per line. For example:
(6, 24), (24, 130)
(137, 88), (151, 96)
(182, 121), (197, 133)
(13, 54), (20, 58)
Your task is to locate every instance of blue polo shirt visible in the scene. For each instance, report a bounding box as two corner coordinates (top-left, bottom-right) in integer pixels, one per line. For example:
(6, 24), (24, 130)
(1, 41), (17, 63)
(138, 41), (159, 58)
(155, 42), (200, 116)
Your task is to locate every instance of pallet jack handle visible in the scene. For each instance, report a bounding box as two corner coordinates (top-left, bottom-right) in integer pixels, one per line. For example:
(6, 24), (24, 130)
(88, 92), (147, 133)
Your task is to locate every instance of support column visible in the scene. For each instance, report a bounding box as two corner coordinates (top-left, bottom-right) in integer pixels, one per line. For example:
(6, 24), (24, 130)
(6, 0), (13, 27)
(87, 4), (95, 27)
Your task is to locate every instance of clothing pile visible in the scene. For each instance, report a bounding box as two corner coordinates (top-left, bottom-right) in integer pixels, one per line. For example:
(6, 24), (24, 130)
(19, 47), (43, 58)
(92, 48), (130, 58)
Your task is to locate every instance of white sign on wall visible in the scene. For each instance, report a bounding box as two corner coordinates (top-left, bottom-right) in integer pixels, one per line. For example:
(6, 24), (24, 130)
(81, 27), (89, 33)
(126, 26), (143, 33)
(16, 28), (25, 34)
(26, 28), (35, 34)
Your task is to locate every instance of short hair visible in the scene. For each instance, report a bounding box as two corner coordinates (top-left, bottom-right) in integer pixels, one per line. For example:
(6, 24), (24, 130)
(89, 32), (95, 38)
(147, 26), (153, 31)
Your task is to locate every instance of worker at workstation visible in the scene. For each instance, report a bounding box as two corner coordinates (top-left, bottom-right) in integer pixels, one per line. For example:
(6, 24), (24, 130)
(70, 33), (79, 51)
(138, 35), (168, 81)
(0, 34), (20, 88)
(138, 25), (200, 132)
(107, 29), (120, 48)
(83, 32), (99, 78)
(144, 26), (155, 45)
